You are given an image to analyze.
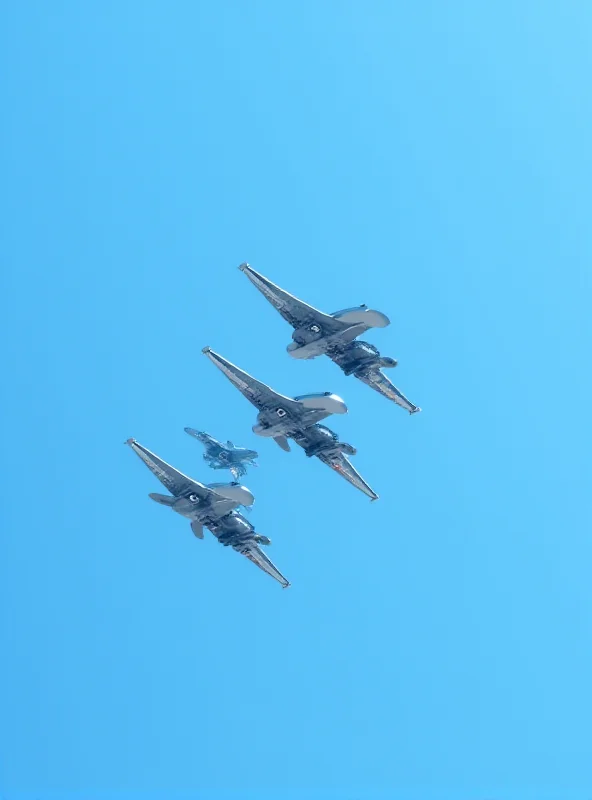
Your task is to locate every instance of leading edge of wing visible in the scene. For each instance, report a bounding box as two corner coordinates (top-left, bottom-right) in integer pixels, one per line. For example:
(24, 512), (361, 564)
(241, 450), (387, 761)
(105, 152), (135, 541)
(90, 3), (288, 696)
(238, 262), (348, 334)
(126, 438), (245, 514)
(202, 347), (299, 411)
(241, 542), (291, 588)
(125, 438), (211, 498)
(317, 451), (379, 501)
(355, 370), (422, 414)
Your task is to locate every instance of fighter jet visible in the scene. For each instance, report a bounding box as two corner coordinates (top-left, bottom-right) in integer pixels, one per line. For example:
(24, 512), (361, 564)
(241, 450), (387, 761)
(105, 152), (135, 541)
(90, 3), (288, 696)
(184, 428), (258, 480)
(202, 347), (379, 501)
(125, 438), (290, 588)
(238, 262), (421, 414)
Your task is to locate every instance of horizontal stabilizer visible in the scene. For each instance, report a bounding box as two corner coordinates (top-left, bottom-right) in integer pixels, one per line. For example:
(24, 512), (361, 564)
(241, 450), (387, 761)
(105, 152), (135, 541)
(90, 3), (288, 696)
(149, 492), (175, 506)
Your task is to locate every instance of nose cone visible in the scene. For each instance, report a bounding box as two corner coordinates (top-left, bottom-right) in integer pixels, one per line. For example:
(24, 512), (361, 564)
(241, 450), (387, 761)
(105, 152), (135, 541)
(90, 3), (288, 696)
(240, 448), (258, 460)
(184, 427), (208, 443)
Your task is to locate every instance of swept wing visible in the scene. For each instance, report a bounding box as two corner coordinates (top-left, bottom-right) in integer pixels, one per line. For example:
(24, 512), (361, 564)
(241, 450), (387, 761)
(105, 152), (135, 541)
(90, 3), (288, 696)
(355, 370), (421, 414)
(125, 438), (242, 514)
(238, 541), (291, 588)
(316, 452), (379, 501)
(239, 262), (349, 334)
(202, 347), (301, 412)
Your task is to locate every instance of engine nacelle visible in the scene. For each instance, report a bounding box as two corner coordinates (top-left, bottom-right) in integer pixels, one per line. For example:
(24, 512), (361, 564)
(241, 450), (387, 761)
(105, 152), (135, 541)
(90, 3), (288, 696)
(306, 440), (358, 458)
(293, 323), (323, 343)
(379, 356), (398, 369)
(342, 340), (380, 359)
(332, 306), (390, 329)
(293, 392), (347, 415)
(218, 513), (254, 544)
(286, 340), (321, 359)
(302, 424), (357, 458)
(206, 482), (255, 507)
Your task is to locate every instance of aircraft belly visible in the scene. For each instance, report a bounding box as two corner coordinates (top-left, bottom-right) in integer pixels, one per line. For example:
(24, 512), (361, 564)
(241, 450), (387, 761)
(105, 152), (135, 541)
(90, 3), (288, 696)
(287, 325), (366, 360)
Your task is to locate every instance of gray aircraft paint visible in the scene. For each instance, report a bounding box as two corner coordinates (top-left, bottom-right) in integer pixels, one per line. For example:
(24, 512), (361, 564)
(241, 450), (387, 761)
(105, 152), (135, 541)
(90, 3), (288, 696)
(238, 262), (421, 414)
(202, 347), (379, 501)
(125, 438), (290, 588)
(184, 428), (259, 480)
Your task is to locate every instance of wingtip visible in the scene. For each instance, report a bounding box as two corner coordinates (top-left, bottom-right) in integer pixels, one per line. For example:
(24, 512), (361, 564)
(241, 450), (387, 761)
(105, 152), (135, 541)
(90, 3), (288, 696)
(202, 346), (212, 355)
(370, 494), (380, 502)
(124, 437), (136, 446)
(238, 262), (250, 272)
(410, 407), (422, 415)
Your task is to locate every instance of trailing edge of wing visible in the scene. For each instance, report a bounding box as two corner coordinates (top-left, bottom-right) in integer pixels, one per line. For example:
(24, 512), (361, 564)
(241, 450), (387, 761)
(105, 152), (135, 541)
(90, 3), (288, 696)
(355, 371), (421, 414)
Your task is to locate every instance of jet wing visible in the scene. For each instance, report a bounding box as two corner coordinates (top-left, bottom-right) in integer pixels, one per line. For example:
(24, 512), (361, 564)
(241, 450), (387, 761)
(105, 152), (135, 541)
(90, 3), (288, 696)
(126, 439), (239, 514)
(239, 263), (349, 335)
(237, 542), (291, 588)
(126, 438), (213, 498)
(355, 370), (421, 414)
(203, 347), (303, 413)
(317, 452), (379, 501)
(184, 427), (224, 455)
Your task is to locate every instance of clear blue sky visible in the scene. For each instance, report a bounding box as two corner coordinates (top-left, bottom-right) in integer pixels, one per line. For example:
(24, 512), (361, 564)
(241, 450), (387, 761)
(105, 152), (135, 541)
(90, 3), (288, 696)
(1, 2), (591, 798)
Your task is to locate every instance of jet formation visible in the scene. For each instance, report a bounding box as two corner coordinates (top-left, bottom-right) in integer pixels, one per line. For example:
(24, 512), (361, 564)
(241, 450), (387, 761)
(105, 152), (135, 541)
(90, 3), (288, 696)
(126, 263), (421, 588)
(126, 438), (290, 588)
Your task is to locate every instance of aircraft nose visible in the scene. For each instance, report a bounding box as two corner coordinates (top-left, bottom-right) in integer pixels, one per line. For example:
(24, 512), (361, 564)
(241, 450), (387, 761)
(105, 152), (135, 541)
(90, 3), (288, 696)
(184, 427), (206, 440)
